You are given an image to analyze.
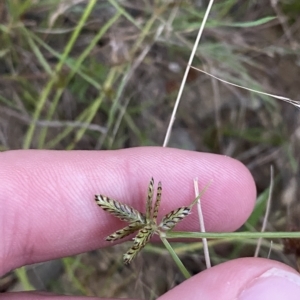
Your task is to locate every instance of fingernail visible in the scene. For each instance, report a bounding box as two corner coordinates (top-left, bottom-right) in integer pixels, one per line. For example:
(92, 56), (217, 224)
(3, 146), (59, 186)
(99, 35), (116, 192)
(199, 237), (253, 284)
(239, 267), (300, 300)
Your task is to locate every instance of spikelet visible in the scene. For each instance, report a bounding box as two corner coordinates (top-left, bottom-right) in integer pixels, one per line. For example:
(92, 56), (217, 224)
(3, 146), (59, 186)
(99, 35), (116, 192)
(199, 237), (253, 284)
(152, 181), (162, 222)
(123, 225), (154, 265)
(106, 221), (145, 242)
(159, 206), (191, 231)
(95, 195), (146, 224)
(146, 177), (154, 220)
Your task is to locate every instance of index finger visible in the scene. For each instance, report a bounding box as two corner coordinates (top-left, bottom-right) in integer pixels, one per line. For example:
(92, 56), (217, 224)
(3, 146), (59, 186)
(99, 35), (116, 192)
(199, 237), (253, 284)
(0, 147), (256, 275)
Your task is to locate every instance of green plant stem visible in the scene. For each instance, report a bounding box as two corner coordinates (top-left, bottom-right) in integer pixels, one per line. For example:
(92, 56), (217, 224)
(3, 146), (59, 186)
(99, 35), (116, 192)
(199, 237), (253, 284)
(166, 231), (300, 239)
(160, 236), (191, 279)
(28, 30), (101, 88)
(108, 0), (141, 29)
(37, 10), (121, 148)
(14, 267), (35, 291)
(63, 257), (89, 295)
(23, 0), (97, 149)
(65, 67), (118, 150)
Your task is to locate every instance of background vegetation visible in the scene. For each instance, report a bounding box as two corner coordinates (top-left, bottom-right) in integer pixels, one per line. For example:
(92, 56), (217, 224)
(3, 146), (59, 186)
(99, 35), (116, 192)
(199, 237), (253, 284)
(1, 0), (300, 298)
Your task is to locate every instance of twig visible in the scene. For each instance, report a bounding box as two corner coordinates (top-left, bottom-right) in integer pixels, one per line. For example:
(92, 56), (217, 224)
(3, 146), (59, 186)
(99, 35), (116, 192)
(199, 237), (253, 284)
(191, 67), (300, 109)
(163, 0), (215, 147)
(194, 178), (211, 268)
(267, 241), (273, 259)
(270, 0), (295, 49)
(254, 165), (274, 257)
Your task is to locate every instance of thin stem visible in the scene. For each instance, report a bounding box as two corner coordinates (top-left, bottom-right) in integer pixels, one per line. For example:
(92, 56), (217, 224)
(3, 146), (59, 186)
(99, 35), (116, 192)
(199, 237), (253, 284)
(194, 178), (211, 268)
(163, 0), (215, 147)
(255, 165), (274, 257)
(190, 67), (300, 109)
(160, 236), (191, 279)
(14, 267), (35, 291)
(166, 231), (300, 240)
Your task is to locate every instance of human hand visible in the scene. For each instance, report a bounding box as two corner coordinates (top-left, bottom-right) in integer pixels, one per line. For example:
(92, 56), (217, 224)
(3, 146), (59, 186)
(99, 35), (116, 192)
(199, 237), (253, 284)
(1, 147), (300, 299)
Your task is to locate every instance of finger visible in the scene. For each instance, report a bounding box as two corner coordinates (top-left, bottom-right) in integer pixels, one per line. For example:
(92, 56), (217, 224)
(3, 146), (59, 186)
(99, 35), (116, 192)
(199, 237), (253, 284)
(1, 291), (105, 299)
(0, 147), (256, 275)
(158, 257), (300, 300)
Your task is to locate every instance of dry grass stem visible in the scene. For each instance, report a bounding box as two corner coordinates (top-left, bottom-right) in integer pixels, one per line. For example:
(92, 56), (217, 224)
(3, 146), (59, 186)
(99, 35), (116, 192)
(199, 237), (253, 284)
(194, 178), (211, 268)
(191, 67), (300, 109)
(254, 165), (274, 257)
(163, 0), (215, 147)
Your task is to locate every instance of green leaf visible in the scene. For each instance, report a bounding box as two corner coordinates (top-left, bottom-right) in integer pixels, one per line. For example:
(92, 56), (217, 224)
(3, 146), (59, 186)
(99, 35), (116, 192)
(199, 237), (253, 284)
(245, 189), (269, 228)
(220, 16), (276, 28)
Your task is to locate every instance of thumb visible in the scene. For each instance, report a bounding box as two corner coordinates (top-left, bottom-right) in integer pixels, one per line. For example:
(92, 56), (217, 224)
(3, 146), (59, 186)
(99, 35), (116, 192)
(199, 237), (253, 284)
(158, 257), (300, 300)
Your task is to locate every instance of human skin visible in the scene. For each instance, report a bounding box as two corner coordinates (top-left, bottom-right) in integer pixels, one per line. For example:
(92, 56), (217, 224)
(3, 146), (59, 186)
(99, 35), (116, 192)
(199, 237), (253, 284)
(1, 147), (300, 299)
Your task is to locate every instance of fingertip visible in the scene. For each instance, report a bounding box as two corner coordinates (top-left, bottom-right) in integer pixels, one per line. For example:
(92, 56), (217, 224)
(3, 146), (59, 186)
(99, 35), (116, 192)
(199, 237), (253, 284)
(180, 152), (256, 231)
(158, 258), (300, 300)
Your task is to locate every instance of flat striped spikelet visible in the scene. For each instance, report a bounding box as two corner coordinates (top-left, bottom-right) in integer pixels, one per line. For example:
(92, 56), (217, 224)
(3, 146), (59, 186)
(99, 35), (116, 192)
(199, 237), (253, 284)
(95, 177), (207, 264)
(146, 177), (154, 220)
(123, 225), (154, 265)
(95, 195), (146, 224)
(152, 181), (162, 222)
(106, 221), (145, 242)
(159, 207), (191, 231)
